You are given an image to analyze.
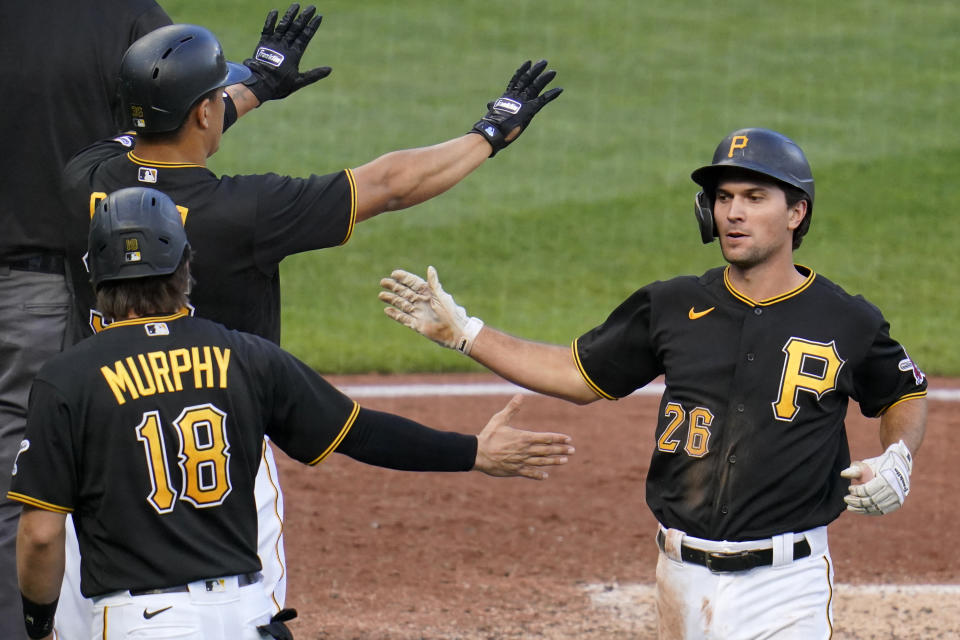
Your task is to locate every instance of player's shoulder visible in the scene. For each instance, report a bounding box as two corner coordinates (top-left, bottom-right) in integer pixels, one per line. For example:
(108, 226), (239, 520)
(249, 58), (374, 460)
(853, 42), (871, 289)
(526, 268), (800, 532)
(63, 135), (134, 184)
(218, 170), (345, 193)
(806, 269), (887, 321)
(641, 266), (724, 296)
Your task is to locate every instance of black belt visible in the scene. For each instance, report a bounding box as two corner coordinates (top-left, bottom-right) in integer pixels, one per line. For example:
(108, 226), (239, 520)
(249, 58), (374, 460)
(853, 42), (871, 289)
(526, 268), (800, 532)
(129, 572), (262, 596)
(657, 530), (811, 573)
(4, 254), (65, 275)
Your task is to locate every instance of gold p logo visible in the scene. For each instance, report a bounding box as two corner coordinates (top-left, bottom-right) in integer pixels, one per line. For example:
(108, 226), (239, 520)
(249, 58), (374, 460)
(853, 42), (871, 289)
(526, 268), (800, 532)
(727, 135), (749, 158)
(772, 337), (845, 421)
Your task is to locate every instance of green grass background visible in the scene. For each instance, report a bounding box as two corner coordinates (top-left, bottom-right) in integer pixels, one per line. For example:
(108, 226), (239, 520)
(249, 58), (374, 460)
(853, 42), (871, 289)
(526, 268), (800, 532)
(160, 0), (959, 375)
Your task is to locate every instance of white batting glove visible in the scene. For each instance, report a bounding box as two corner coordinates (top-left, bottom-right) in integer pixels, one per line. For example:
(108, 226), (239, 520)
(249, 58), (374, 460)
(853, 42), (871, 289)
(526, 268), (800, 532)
(379, 266), (484, 355)
(840, 440), (913, 516)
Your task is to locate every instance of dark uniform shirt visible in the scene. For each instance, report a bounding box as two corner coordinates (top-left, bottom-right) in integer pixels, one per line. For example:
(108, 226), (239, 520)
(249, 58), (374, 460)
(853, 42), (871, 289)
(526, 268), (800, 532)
(62, 136), (357, 344)
(8, 312), (359, 597)
(0, 1), (170, 261)
(574, 265), (927, 541)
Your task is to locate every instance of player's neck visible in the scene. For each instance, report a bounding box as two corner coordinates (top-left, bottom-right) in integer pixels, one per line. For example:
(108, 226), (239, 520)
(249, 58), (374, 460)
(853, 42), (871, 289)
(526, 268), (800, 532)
(133, 137), (209, 167)
(725, 255), (806, 303)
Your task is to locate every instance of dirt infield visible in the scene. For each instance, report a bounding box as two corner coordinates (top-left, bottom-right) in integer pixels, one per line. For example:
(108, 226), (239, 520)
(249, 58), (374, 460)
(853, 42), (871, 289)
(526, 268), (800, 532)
(278, 374), (960, 639)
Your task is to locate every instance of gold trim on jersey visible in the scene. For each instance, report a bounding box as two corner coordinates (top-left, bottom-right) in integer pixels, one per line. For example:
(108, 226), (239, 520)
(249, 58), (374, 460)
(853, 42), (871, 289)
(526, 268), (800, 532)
(308, 401), (361, 465)
(571, 339), (616, 401)
(102, 309), (191, 330)
(6, 492), (73, 514)
(723, 264), (816, 306)
(877, 391), (927, 416)
(340, 168), (358, 245)
(127, 151), (204, 169)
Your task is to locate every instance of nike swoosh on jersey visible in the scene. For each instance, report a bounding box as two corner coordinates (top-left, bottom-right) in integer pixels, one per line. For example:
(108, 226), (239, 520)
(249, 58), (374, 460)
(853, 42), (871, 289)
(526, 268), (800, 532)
(688, 306), (715, 320)
(143, 606), (173, 619)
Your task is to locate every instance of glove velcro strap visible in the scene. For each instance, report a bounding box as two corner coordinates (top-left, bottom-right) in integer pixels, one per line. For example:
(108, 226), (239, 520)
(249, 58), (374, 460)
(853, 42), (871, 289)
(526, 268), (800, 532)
(455, 317), (484, 355)
(889, 439), (913, 473)
(471, 121), (506, 157)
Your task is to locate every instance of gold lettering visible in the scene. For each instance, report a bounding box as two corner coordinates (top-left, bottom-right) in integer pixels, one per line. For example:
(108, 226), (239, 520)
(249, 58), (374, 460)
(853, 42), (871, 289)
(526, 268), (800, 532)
(90, 192), (107, 220)
(213, 347), (230, 389)
(192, 346), (213, 388)
(128, 355), (157, 396)
(169, 349), (191, 391)
(727, 135), (749, 158)
(101, 361), (139, 405)
(148, 351), (173, 394)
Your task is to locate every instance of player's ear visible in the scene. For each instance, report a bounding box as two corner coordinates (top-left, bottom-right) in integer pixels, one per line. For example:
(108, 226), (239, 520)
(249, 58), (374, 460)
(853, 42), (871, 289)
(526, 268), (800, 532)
(787, 198), (808, 231)
(195, 97), (213, 130)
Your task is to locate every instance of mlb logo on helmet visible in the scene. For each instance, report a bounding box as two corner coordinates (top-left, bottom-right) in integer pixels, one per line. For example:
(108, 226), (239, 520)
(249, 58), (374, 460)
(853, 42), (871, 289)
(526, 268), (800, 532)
(130, 104), (146, 129)
(124, 237), (142, 264)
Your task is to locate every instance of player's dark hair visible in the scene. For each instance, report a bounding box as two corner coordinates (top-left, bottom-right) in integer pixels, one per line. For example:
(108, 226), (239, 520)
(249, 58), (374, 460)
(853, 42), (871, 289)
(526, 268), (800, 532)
(95, 248), (193, 321)
(135, 87), (223, 144)
(783, 184), (812, 249)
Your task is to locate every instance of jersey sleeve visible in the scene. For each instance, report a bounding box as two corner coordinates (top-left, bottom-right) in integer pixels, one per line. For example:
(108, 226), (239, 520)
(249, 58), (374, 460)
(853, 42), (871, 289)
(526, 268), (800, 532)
(573, 286), (664, 399)
(7, 380), (78, 514)
(259, 342), (360, 465)
(252, 170), (357, 269)
(851, 319), (927, 417)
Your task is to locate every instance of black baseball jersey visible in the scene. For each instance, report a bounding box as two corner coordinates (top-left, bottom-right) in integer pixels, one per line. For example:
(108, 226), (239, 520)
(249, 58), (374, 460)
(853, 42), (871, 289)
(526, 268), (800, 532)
(8, 312), (359, 597)
(574, 265), (927, 541)
(0, 0), (170, 260)
(62, 135), (357, 344)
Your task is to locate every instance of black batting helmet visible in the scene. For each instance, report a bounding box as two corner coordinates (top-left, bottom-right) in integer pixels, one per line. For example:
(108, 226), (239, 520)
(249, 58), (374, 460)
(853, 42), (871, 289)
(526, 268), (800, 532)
(119, 24), (251, 133)
(690, 128), (814, 244)
(88, 187), (189, 289)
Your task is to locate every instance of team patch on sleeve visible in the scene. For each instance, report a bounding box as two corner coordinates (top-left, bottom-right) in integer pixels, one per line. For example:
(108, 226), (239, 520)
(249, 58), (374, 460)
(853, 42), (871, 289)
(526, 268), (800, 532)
(898, 349), (925, 385)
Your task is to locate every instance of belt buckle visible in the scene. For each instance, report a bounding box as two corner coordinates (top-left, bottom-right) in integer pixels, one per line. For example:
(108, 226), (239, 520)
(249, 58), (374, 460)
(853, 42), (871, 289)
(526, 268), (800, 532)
(704, 550), (758, 573)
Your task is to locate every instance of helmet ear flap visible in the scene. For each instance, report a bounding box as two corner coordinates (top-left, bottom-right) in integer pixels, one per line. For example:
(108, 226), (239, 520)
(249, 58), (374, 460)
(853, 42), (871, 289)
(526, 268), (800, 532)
(694, 191), (716, 244)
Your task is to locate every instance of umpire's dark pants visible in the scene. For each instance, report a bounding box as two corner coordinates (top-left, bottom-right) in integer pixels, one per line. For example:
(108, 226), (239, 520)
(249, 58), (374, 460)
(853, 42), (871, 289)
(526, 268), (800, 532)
(0, 265), (71, 640)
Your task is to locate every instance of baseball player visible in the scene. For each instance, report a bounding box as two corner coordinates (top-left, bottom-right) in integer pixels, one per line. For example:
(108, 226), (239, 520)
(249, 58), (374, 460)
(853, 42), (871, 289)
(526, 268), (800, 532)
(57, 7), (562, 638)
(9, 187), (574, 640)
(0, 3), (171, 638)
(379, 128), (928, 639)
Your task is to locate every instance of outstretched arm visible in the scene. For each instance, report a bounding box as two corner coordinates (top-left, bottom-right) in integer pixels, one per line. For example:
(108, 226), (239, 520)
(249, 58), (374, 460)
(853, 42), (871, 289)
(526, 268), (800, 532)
(841, 397), (927, 515)
(352, 59), (562, 221)
(352, 135), (492, 220)
(379, 267), (601, 405)
(335, 395), (574, 480)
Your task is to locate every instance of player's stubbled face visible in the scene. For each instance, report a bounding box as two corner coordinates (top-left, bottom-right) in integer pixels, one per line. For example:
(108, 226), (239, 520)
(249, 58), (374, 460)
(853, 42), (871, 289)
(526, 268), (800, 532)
(713, 180), (794, 269)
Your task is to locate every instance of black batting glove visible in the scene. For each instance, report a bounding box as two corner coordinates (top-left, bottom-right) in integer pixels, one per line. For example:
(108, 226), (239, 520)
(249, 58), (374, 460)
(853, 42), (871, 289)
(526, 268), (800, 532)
(471, 59), (563, 157)
(243, 4), (332, 103)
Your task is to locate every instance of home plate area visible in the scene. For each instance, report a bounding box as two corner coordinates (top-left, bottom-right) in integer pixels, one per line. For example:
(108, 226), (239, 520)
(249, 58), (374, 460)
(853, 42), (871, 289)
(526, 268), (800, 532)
(274, 374), (960, 639)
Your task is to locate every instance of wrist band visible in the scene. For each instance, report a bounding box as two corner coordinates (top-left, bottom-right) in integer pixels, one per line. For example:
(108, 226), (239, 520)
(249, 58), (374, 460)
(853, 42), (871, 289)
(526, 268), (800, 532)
(455, 317), (484, 355)
(21, 593), (57, 639)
